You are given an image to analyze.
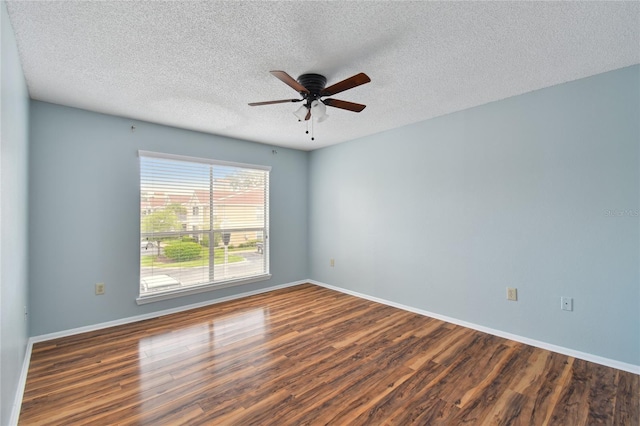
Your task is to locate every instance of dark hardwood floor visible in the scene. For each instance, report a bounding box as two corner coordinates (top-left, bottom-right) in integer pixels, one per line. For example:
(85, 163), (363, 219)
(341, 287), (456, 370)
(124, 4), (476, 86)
(19, 284), (638, 425)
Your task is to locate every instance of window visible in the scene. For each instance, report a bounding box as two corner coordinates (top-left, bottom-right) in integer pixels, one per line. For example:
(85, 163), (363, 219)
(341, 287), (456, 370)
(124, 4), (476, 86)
(138, 151), (270, 303)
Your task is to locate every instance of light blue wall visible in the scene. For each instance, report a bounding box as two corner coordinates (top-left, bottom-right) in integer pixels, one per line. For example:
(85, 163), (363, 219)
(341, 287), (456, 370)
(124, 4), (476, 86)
(0, 1), (30, 423)
(309, 65), (640, 366)
(29, 101), (308, 336)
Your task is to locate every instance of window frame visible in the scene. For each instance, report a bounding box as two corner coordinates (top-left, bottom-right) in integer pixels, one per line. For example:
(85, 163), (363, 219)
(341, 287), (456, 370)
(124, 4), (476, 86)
(137, 150), (271, 305)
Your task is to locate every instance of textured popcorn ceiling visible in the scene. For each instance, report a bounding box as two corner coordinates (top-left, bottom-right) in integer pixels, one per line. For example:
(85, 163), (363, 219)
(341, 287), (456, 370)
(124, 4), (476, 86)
(6, 1), (640, 151)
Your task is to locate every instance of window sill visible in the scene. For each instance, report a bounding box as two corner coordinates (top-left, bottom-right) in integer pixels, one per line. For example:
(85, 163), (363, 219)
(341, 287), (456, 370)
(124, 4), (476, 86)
(136, 274), (272, 305)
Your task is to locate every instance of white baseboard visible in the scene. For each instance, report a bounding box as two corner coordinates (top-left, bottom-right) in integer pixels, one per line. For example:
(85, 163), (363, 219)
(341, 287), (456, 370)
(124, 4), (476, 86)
(308, 280), (640, 375)
(30, 280), (305, 343)
(11, 279), (305, 424)
(8, 339), (33, 426)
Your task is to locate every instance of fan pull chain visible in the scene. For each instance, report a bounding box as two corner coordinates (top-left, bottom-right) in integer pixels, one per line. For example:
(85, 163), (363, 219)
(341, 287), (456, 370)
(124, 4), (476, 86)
(304, 118), (315, 141)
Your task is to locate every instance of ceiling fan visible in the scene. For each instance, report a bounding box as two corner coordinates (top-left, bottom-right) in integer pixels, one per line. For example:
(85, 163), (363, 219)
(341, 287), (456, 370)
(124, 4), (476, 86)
(249, 70), (371, 123)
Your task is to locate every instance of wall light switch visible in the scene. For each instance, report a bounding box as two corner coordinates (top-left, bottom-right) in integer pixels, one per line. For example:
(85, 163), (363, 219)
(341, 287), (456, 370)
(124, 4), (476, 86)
(506, 287), (517, 301)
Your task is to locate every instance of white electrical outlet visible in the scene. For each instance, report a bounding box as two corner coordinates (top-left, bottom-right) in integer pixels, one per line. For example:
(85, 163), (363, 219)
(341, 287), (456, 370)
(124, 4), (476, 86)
(330, 258), (335, 267)
(95, 283), (105, 295)
(561, 297), (573, 311)
(506, 287), (517, 301)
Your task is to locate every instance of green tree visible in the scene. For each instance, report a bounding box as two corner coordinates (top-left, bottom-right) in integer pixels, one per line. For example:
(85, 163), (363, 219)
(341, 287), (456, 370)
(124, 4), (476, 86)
(142, 208), (180, 257)
(166, 203), (187, 218)
(142, 209), (179, 233)
(228, 171), (265, 191)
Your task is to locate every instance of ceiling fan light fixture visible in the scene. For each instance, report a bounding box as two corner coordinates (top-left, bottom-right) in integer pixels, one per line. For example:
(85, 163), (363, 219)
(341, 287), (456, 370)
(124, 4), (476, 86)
(310, 100), (328, 122)
(293, 105), (308, 121)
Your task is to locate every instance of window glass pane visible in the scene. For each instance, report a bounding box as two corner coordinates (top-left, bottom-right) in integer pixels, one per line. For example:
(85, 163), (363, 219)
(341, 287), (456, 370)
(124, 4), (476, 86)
(213, 231), (267, 282)
(213, 167), (267, 231)
(141, 156), (211, 235)
(140, 152), (269, 297)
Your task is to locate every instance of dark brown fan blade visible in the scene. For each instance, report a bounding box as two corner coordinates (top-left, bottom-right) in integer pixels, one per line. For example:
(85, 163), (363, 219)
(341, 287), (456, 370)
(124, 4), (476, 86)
(321, 73), (370, 96)
(270, 70), (310, 94)
(323, 98), (367, 112)
(248, 99), (301, 106)
(305, 109), (311, 121)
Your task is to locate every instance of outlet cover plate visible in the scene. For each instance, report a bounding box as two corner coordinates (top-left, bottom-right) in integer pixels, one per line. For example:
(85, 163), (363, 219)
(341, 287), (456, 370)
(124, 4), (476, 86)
(561, 296), (573, 311)
(507, 287), (517, 301)
(95, 283), (105, 295)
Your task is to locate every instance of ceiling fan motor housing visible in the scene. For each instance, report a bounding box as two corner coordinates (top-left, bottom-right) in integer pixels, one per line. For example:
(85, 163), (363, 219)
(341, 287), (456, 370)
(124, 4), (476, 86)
(297, 74), (327, 99)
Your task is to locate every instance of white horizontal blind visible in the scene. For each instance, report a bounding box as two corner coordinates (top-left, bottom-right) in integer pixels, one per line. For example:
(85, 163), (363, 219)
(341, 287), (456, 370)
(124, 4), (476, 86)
(139, 151), (269, 296)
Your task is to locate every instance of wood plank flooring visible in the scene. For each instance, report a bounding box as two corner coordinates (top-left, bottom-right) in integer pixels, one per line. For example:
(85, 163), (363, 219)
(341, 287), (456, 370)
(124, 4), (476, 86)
(19, 284), (639, 425)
